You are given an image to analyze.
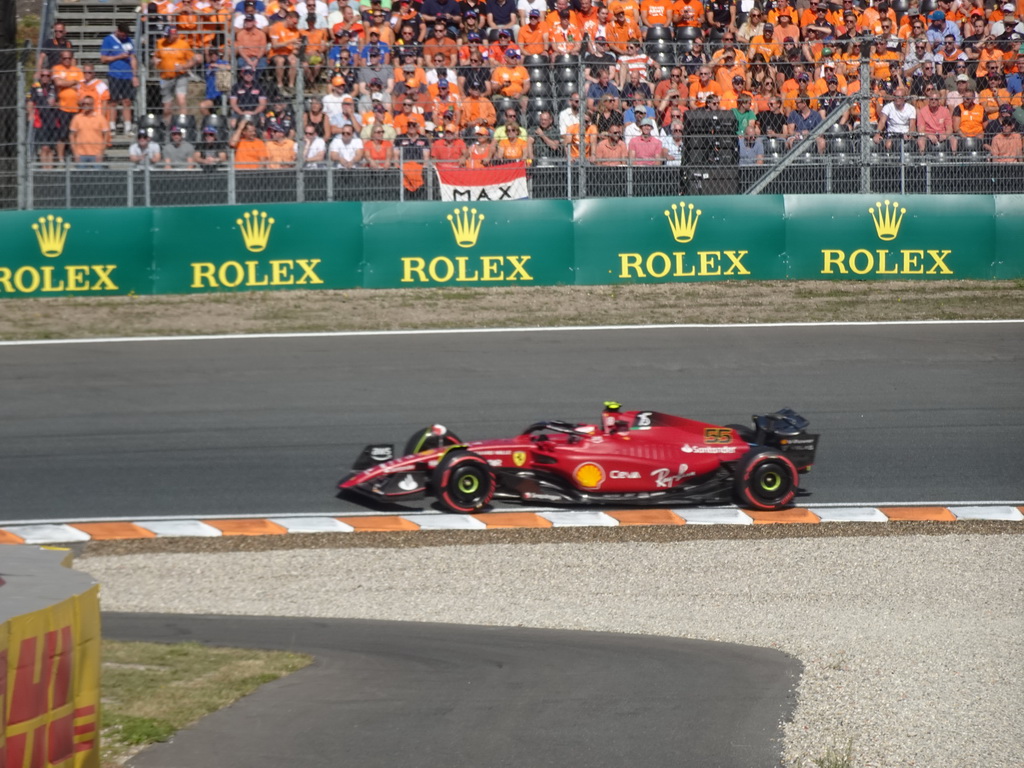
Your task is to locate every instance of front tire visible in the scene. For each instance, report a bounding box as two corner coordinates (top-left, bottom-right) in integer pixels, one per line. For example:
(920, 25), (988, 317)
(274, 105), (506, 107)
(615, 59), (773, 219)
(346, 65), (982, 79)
(733, 450), (798, 510)
(431, 450), (496, 513)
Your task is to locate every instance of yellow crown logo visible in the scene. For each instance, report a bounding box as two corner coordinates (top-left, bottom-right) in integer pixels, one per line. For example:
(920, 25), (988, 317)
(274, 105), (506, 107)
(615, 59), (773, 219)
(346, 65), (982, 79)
(32, 215), (71, 258)
(236, 209), (275, 253)
(447, 206), (485, 248)
(664, 202), (702, 243)
(868, 200), (906, 241)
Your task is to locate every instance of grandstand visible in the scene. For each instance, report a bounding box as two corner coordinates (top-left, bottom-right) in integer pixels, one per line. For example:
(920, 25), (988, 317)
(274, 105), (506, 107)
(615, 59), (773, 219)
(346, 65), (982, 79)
(4, 0), (1024, 208)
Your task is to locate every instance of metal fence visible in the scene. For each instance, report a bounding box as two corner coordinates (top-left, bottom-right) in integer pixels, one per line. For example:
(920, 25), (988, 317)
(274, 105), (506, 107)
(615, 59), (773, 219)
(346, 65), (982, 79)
(7, 22), (1024, 209)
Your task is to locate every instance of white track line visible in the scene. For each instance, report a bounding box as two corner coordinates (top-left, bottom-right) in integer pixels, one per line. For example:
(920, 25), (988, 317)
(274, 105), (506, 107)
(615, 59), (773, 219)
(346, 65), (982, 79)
(1, 319), (1021, 347)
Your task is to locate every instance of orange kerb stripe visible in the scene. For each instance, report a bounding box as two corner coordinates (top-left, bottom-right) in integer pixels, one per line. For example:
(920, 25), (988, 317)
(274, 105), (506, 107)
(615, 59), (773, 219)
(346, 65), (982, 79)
(472, 513), (553, 528)
(746, 508), (821, 524)
(204, 519), (289, 536)
(879, 506), (956, 522)
(338, 516), (421, 531)
(606, 509), (685, 526)
(0, 530), (25, 545)
(71, 522), (157, 540)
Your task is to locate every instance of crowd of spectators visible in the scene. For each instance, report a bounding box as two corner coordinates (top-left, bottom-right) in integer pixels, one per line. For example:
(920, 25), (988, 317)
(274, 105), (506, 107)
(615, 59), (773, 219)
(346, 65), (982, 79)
(26, 0), (1024, 171)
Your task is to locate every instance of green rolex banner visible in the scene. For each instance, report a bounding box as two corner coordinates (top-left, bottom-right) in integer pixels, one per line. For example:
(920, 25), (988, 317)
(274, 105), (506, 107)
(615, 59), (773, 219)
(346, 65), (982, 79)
(151, 202), (363, 293)
(993, 195), (1024, 280)
(360, 200), (575, 288)
(573, 196), (788, 284)
(0, 209), (153, 297)
(784, 194), (997, 280)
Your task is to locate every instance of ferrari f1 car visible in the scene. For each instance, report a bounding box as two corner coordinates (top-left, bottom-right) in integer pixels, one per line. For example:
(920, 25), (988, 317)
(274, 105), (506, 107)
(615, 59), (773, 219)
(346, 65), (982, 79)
(338, 403), (819, 513)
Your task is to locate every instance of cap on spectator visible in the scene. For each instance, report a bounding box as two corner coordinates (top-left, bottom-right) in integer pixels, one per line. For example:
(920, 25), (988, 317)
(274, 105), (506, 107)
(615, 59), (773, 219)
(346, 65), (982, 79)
(138, 129), (148, 137)
(1002, 2), (1015, 10)
(732, 74), (744, 83)
(203, 126), (218, 134)
(468, 32), (481, 41)
(825, 75), (838, 84)
(797, 72), (809, 81)
(595, 35), (607, 41)
(529, 8), (540, 17)
(332, 23), (348, 35)
(498, 29), (512, 37)
(370, 76), (383, 86)
(506, 47), (520, 57)
(403, 63), (416, 72)
(371, 92), (384, 101)
(778, 12), (791, 19)
(444, 122), (458, 132)
(244, 13), (255, 21)
(824, 60), (836, 68)
(476, 125), (490, 136)
(822, 47), (833, 56)
(244, 0), (255, 5)
(242, 66), (255, 75)
(331, 74), (345, 86)
(369, 46), (381, 56)
(438, 78), (449, 88)
(999, 103), (1013, 113)
(170, 126), (182, 134)
(164, 25), (176, 35)
(929, 10), (945, 20)
(369, 28), (380, 36)
(465, 8), (478, 15)
(784, 36), (795, 42)
(268, 122), (283, 132)
(763, 22), (773, 30)
(640, 117), (655, 127)
(956, 73), (969, 81)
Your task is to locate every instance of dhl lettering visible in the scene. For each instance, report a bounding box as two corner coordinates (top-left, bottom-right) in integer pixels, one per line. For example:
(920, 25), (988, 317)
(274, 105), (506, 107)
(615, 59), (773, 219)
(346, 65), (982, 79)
(400, 255), (533, 283)
(190, 259), (323, 288)
(821, 249), (953, 275)
(0, 265), (117, 294)
(5, 625), (94, 768)
(617, 251), (749, 279)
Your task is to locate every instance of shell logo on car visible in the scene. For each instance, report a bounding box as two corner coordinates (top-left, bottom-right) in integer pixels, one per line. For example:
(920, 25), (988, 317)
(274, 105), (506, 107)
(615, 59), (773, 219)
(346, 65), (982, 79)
(573, 462), (605, 489)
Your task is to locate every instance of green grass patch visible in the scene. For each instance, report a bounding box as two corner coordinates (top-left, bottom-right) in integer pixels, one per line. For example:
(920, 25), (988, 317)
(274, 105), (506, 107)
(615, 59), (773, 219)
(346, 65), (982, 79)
(101, 640), (311, 767)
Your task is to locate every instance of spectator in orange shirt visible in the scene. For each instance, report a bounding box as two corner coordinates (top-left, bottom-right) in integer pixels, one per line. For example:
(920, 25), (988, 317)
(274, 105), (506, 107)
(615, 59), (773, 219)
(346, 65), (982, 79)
(605, 4), (641, 55)
(430, 123), (467, 166)
(549, 10), (583, 56)
(495, 116), (530, 163)
(302, 15), (330, 87)
(641, 0), (672, 27)
(230, 117), (269, 168)
(672, 0), (703, 28)
(546, 0), (583, 29)
(69, 95), (110, 165)
(689, 66), (722, 107)
(466, 126), (493, 167)
(989, 118), (1023, 162)
(265, 121), (297, 167)
(491, 49), (530, 108)
(153, 27), (197, 124)
(773, 12), (801, 42)
(593, 124), (628, 164)
(459, 81), (496, 130)
(749, 23), (782, 61)
(51, 51), (84, 163)
(518, 10), (549, 56)
(269, 11), (301, 95)
(954, 90), (986, 137)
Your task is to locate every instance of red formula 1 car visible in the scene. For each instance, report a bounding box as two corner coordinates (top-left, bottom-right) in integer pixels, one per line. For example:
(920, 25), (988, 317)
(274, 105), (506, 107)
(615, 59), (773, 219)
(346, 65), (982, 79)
(338, 403), (819, 513)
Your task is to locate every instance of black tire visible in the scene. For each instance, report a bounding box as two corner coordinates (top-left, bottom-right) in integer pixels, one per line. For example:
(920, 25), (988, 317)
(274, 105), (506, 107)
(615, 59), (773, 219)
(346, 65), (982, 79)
(431, 450), (496, 514)
(733, 450), (798, 510)
(725, 423), (756, 442)
(403, 425), (463, 456)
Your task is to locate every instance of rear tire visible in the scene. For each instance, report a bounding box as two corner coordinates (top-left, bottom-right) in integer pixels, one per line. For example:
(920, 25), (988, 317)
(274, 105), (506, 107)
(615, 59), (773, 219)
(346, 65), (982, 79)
(733, 450), (798, 510)
(431, 450), (496, 513)
(403, 425), (463, 456)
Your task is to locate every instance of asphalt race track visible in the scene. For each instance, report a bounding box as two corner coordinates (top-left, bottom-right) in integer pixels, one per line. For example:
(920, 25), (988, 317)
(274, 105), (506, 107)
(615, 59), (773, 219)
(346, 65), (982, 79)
(103, 612), (800, 768)
(3, 322), (1023, 522)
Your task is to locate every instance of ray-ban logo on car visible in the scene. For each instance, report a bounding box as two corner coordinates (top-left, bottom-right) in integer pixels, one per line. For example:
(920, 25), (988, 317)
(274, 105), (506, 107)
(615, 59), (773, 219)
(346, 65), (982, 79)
(370, 446), (393, 461)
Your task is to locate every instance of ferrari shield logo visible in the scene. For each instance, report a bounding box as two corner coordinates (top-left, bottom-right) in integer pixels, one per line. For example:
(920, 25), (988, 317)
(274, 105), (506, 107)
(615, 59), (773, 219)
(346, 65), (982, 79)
(512, 450), (528, 467)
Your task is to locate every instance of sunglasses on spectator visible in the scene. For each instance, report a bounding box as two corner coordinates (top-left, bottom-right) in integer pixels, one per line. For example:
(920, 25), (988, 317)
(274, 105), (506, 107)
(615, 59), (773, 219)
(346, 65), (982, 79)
(341, 130), (353, 135)
(305, 130), (316, 135)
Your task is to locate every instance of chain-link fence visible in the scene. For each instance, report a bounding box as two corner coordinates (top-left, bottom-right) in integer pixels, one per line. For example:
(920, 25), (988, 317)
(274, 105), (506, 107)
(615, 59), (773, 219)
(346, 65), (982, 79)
(7, 14), (1024, 210)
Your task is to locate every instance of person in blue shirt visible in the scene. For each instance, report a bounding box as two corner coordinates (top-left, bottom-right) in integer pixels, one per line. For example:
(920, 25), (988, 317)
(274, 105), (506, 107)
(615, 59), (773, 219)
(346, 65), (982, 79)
(235, 0), (266, 12)
(99, 22), (138, 134)
(200, 49), (231, 118)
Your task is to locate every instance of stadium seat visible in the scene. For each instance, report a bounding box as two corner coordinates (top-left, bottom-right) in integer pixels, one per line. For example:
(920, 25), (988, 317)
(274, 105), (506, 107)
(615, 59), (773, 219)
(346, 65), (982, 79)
(553, 53), (578, 66)
(201, 113), (225, 138)
(675, 26), (702, 41)
(645, 25), (673, 42)
(554, 65), (577, 82)
(495, 97), (517, 116)
(646, 39), (672, 56)
(138, 113), (162, 141)
(171, 113), (196, 141)
(527, 66), (550, 84)
(651, 50), (676, 68)
(527, 96), (555, 115)
(524, 54), (548, 68)
(529, 80), (553, 98)
(554, 80), (578, 98)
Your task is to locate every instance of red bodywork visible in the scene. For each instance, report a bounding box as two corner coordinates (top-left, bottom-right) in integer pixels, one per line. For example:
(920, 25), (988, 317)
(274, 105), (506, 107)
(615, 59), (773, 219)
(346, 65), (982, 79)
(338, 407), (819, 509)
